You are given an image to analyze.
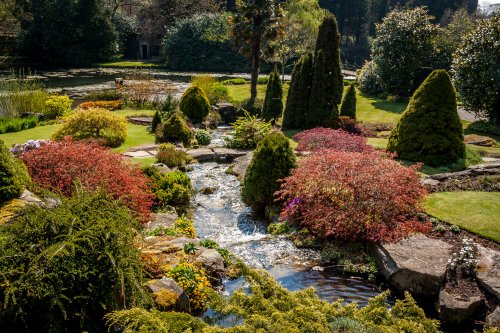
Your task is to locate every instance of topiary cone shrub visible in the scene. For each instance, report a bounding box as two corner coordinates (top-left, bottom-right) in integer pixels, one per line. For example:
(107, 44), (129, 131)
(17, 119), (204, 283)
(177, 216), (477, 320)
(0, 140), (31, 205)
(387, 70), (465, 167)
(262, 67), (283, 124)
(156, 112), (193, 147)
(340, 85), (356, 119)
(179, 86), (210, 123)
(20, 139), (153, 222)
(151, 110), (162, 133)
(276, 150), (430, 243)
(243, 132), (296, 212)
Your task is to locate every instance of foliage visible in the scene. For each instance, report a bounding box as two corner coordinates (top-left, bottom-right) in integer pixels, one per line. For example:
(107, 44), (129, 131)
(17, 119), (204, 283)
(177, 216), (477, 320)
(86, 89), (123, 101)
(0, 140), (31, 205)
(308, 50), (334, 127)
(372, 7), (439, 97)
(231, 0), (284, 101)
(387, 70), (465, 167)
(156, 143), (193, 168)
(452, 14), (500, 124)
(320, 242), (378, 278)
(199, 239), (233, 266)
(0, 191), (148, 332)
(163, 13), (246, 72)
(159, 95), (179, 113)
(180, 86), (211, 123)
(340, 85), (357, 119)
(467, 120), (500, 136)
(168, 262), (211, 311)
(222, 78), (247, 85)
(192, 75), (230, 105)
(146, 217), (196, 239)
(237, 98), (264, 116)
(156, 112), (193, 146)
(314, 12), (344, 107)
(0, 115), (38, 134)
(356, 60), (383, 95)
(277, 150), (430, 242)
(20, 139), (153, 221)
(53, 108), (128, 147)
(243, 132), (296, 211)
(334, 116), (364, 136)
(16, 0), (117, 65)
(195, 130), (212, 146)
(294, 128), (373, 153)
(44, 95), (73, 119)
(262, 67), (283, 124)
(142, 166), (192, 213)
(184, 242), (198, 254)
(0, 72), (48, 117)
(227, 112), (272, 149)
(78, 100), (122, 111)
(152, 110), (162, 133)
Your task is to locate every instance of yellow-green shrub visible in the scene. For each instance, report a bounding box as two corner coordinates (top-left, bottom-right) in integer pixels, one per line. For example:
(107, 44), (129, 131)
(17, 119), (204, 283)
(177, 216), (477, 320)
(179, 86), (210, 123)
(44, 95), (73, 119)
(53, 108), (128, 147)
(79, 100), (122, 111)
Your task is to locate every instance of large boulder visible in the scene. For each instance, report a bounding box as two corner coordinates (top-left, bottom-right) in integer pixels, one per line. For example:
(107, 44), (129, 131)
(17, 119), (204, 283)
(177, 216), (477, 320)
(195, 248), (225, 283)
(187, 148), (216, 162)
(438, 289), (483, 323)
(229, 152), (253, 181)
(485, 306), (500, 328)
(476, 245), (500, 301)
(371, 235), (453, 298)
(145, 277), (190, 312)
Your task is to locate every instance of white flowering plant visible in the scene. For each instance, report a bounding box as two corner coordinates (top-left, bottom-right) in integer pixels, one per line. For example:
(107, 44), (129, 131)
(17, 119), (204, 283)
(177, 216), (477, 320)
(447, 237), (478, 273)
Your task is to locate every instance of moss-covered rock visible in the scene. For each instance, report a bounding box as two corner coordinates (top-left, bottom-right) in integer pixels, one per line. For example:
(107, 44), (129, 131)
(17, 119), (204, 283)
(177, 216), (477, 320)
(157, 112), (193, 146)
(179, 86), (210, 123)
(0, 140), (31, 205)
(387, 70), (465, 167)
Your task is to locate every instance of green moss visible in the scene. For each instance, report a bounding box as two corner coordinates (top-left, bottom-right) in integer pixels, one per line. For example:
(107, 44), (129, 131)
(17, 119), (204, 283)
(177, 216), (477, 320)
(179, 86), (210, 123)
(0, 140), (31, 205)
(387, 70), (465, 167)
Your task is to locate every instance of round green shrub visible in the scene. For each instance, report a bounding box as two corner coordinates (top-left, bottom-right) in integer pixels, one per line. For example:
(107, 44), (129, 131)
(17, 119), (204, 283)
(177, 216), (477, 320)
(179, 86), (210, 123)
(0, 190), (148, 332)
(157, 112), (193, 146)
(195, 130), (212, 146)
(156, 143), (193, 168)
(243, 132), (296, 212)
(44, 95), (73, 119)
(340, 85), (357, 119)
(0, 140), (31, 205)
(387, 70), (465, 167)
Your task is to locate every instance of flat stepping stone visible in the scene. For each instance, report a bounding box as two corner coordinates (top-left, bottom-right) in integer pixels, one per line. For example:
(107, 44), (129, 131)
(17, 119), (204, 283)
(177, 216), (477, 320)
(124, 150), (154, 158)
(187, 148), (216, 162)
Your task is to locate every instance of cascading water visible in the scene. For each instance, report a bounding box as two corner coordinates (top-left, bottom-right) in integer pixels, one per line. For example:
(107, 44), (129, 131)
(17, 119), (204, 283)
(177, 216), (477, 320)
(187, 129), (384, 306)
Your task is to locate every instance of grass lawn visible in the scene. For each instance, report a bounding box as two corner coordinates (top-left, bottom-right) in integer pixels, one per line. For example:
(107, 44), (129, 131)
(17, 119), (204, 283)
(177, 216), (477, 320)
(226, 83), (289, 104)
(97, 60), (161, 68)
(0, 124), (62, 147)
(356, 91), (407, 124)
(424, 192), (500, 242)
(128, 156), (157, 168)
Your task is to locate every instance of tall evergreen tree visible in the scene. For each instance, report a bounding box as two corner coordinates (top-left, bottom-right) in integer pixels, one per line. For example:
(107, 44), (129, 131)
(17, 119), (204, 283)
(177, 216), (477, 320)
(282, 58), (303, 130)
(340, 85), (357, 118)
(387, 70), (465, 166)
(296, 53), (314, 128)
(307, 51), (332, 127)
(262, 67), (283, 124)
(314, 12), (344, 108)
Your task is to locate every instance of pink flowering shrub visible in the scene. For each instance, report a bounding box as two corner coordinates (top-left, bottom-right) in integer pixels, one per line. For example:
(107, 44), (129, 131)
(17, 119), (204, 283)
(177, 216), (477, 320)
(276, 151), (430, 243)
(293, 127), (374, 153)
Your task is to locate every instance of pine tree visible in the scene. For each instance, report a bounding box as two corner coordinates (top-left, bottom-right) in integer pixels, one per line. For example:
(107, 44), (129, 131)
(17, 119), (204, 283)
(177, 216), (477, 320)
(315, 13), (344, 108)
(151, 110), (162, 133)
(282, 58), (302, 130)
(262, 67), (283, 124)
(296, 53), (314, 128)
(307, 51), (331, 128)
(387, 70), (465, 167)
(340, 85), (357, 119)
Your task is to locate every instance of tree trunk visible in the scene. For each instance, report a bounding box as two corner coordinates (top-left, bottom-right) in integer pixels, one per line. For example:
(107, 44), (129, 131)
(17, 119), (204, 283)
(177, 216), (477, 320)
(250, 37), (262, 103)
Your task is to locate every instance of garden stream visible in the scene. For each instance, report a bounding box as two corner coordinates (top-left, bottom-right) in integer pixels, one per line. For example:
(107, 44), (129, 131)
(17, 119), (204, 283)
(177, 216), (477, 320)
(187, 129), (383, 306)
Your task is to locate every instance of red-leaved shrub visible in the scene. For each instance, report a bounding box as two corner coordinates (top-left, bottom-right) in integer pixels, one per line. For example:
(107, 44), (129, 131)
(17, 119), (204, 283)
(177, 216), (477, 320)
(276, 151), (430, 242)
(20, 139), (153, 222)
(294, 128), (374, 153)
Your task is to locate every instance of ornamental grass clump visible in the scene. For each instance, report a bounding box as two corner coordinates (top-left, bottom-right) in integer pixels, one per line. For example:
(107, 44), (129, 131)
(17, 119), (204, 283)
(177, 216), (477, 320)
(155, 143), (193, 168)
(294, 128), (373, 153)
(0, 140), (31, 205)
(20, 139), (153, 222)
(276, 151), (430, 243)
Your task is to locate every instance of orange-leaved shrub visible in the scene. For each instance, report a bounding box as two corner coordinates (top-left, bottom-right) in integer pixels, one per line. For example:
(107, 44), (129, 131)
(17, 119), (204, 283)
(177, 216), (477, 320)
(78, 100), (123, 111)
(294, 128), (374, 153)
(20, 139), (153, 222)
(276, 150), (430, 242)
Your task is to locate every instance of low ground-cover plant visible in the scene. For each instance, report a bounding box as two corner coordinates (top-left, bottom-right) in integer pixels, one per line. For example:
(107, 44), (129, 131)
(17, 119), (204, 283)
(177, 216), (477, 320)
(0, 190), (148, 332)
(146, 217), (196, 238)
(195, 130), (212, 146)
(156, 143), (193, 168)
(222, 78), (247, 85)
(53, 108), (128, 147)
(167, 262), (211, 312)
(44, 95), (73, 119)
(0, 115), (38, 134)
(243, 132), (296, 211)
(0, 140), (31, 205)
(20, 139), (153, 221)
(142, 166), (192, 213)
(78, 100), (123, 111)
(227, 112), (272, 149)
(156, 112), (193, 146)
(294, 128), (374, 153)
(277, 151), (431, 242)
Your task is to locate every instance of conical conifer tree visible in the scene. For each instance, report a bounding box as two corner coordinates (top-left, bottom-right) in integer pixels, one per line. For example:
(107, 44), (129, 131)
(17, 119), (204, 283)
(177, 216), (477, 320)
(295, 53), (314, 128)
(151, 110), (162, 133)
(387, 70), (465, 166)
(307, 51), (331, 128)
(315, 13), (344, 108)
(340, 85), (357, 119)
(282, 58), (302, 130)
(262, 67), (283, 124)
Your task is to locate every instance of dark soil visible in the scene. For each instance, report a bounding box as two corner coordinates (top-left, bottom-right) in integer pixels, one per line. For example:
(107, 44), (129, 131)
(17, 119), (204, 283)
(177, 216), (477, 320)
(429, 223), (500, 252)
(426, 175), (500, 193)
